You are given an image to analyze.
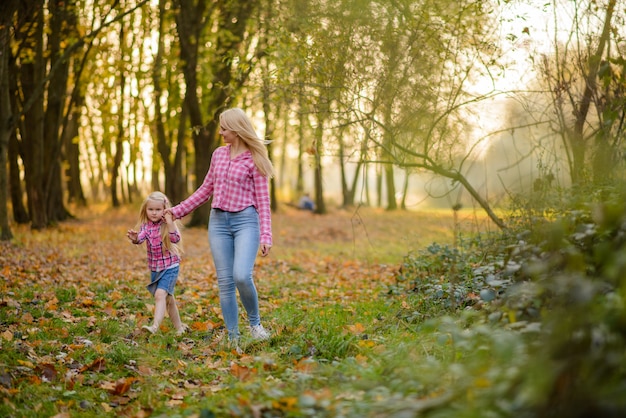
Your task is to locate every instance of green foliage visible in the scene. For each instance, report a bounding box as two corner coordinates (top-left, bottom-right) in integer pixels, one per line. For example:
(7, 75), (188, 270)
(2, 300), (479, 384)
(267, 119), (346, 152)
(390, 186), (626, 416)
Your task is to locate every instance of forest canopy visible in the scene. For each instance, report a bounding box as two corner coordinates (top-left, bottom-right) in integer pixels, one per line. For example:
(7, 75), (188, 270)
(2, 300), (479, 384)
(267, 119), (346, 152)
(1, 0), (625, 238)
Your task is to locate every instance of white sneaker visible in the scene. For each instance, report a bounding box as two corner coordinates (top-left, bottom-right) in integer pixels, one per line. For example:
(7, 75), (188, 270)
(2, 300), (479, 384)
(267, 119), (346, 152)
(249, 324), (270, 341)
(228, 338), (243, 355)
(142, 324), (158, 334)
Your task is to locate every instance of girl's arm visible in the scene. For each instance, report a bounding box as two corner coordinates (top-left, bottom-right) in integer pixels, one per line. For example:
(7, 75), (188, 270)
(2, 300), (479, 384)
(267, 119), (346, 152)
(127, 224), (148, 244)
(126, 229), (139, 244)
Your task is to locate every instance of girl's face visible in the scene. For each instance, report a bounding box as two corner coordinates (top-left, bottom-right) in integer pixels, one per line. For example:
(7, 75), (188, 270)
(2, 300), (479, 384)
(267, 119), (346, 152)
(219, 123), (239, 145)
(145, 199), (165, 223)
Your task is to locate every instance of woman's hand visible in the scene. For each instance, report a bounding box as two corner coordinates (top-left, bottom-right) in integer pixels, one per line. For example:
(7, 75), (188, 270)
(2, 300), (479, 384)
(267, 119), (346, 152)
(260, 244), (271, 257)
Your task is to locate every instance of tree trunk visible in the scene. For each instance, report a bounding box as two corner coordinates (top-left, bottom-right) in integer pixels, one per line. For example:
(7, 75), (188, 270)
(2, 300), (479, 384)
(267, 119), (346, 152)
(383, 132), (397, 210)
(338, 129), (362, 208)
(19, 0), (47, 230)
(65, 91), (86, 206)
(171, 102), (188, 204)
(175, 0), (257, 226)
(571, 0), (615, 186)
(313, 118), (326, 214)
(0, 2), (17, 240)
(44, 0), (73, 222)
(175, 0), (211, 226)
(296, 99), (305, 195)
(111, 23), (126, 208)
(9, 132), (29, 223)
(8, 48), (29, 224)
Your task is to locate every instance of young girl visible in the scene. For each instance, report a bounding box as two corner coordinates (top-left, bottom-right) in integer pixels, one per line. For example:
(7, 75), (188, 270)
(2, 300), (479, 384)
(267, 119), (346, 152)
(166, 107), (274, 347)
(127, 191), (189, 336)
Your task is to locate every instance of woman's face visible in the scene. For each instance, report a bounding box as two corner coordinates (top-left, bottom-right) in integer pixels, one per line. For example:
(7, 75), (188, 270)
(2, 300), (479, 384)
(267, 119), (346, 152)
(219, 123), (238, 145)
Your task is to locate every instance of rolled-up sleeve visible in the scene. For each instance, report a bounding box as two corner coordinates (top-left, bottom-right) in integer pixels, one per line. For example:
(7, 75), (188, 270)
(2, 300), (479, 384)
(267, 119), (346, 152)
(253, 171), (272, 245)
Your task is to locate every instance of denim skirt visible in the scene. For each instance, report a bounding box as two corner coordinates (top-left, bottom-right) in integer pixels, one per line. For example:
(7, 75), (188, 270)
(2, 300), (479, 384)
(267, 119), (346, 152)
(146, 265), (179, 296)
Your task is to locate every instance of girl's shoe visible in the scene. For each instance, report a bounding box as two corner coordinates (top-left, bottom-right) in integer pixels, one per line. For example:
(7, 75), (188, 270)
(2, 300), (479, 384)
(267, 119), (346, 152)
(176, 323), (190, 336)
(142, 324), (158, 334)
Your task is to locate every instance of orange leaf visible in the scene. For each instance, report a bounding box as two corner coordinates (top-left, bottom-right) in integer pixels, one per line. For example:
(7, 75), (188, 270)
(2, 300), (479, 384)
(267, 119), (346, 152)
(103, 304), (116, 316)
(191, 321), (208, 331)
(346, 323), (366, 335)
(272, 396), (298, 411)
(230, 363), (255, 381)
(110, 377), (137, 396)
(21, 312), (34, 324)
(294, 357), (317, 373)
(36, 363), (57, 382)
(138, 365), (153, 376)
(80, 357), (105, 373)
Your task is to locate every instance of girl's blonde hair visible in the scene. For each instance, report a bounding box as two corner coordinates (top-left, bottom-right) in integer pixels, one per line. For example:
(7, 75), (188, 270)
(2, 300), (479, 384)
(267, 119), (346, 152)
(219, 107), (275, 178)
(137, 191), (183, 256)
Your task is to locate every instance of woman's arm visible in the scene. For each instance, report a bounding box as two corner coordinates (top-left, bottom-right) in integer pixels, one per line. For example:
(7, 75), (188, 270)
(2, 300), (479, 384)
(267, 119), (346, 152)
(170, 155), (217, 219)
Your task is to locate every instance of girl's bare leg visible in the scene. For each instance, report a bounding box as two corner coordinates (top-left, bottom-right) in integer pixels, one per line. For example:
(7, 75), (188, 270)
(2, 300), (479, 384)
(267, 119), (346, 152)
(166, 294), (188, 335)
(143, 289), (167, 334)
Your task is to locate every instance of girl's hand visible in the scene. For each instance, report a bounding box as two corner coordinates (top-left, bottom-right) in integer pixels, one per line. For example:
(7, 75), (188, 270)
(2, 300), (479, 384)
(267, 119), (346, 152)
(260, 244), (271, 257)
(164, 211), (174, 223)
(127, 229), (138, 243)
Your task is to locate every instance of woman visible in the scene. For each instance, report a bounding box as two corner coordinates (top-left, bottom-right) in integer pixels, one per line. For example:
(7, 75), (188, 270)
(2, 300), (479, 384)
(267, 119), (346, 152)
(168, 108), (274, 347)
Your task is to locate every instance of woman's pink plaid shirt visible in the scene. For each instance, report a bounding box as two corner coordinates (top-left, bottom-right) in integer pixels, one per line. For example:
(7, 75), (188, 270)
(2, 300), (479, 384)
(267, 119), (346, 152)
(171, 146), (272, 245)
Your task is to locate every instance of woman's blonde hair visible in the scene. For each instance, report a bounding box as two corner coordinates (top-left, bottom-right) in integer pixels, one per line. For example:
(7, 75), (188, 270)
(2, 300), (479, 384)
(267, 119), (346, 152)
(219, 107), (275, 178)
(137, 191), (183, 256)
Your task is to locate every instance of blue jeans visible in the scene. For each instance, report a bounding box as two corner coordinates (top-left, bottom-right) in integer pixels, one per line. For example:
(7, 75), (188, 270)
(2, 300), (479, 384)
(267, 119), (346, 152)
(209, 206), (262, 339)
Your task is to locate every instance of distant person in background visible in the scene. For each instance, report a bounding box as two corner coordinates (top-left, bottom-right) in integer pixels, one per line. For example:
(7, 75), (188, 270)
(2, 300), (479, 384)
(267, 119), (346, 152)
(166, 107), (274, 349)
(127, 191), (189, 336)
(298, 193), (314, 211)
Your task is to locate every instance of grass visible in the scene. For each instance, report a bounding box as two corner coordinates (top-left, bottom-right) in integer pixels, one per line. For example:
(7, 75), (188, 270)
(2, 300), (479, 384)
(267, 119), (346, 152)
(0, 204), (510, 417)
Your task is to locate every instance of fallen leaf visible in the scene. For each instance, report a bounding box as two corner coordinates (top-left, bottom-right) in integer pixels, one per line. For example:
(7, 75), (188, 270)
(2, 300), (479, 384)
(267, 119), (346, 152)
(294, 357), (317, 373)
(110, 377), (137, 396)
(230, 363), (255, 381)
(80, 357), (105, 373)
(36, 363), (57, 382)
(347, 323), (366, 335)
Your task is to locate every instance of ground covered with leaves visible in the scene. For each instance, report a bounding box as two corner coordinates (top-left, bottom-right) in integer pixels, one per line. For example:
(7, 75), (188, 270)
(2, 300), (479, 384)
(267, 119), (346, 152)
(2, 203), (625, 417)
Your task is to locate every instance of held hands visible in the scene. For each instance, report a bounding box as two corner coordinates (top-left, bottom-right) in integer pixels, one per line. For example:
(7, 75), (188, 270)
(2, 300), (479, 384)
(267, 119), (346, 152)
(164, 210), (174, 224)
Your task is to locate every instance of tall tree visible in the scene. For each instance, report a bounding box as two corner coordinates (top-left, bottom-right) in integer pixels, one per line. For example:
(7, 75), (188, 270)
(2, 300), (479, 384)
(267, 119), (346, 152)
(18, 0), (47, 229)
(174, 0), (259, 226)
(538, 0), (621, 187)
(0, 0), (20, 240)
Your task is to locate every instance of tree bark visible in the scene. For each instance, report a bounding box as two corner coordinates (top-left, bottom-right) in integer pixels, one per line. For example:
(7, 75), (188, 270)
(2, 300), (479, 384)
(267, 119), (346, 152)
(0, 1), (18, 240)
(65, 91), (87, 206)
(313, 116), (326, 214)
(175, 0), (257, 226)
(44, 0), (73, 222)
(111, 21), (126, 208)
(19, 0), (47, 229)
(569, 0), (615, 186)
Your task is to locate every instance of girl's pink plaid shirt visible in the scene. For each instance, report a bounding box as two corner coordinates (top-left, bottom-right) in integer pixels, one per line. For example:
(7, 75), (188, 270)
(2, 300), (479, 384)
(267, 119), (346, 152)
(135, 221), (181, 272)
(171, 145), (272, 245)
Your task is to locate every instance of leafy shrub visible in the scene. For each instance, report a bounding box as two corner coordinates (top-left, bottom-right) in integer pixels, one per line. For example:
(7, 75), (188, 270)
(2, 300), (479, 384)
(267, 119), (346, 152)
(391, 188), (626, 417)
